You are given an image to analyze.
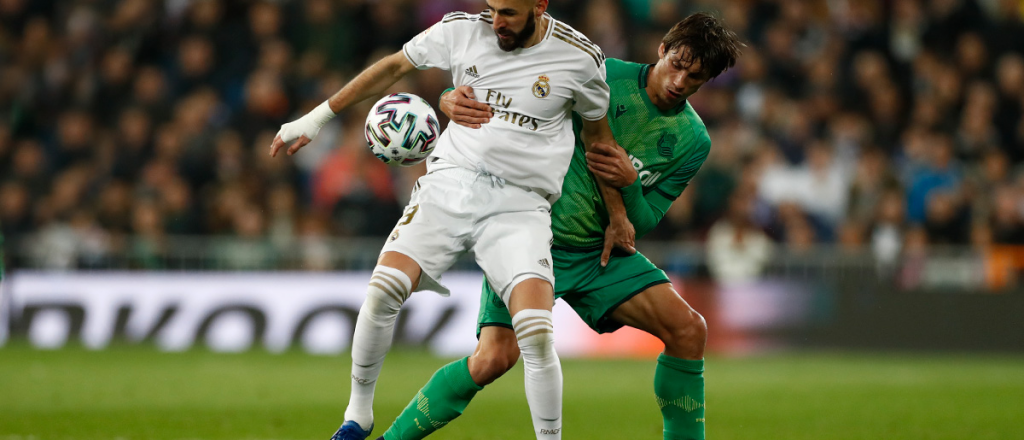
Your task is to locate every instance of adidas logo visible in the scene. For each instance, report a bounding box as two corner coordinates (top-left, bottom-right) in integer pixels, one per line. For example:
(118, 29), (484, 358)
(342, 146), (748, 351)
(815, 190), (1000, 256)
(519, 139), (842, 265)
(538, 258), (550, 269)
(465, 65), (480, 78)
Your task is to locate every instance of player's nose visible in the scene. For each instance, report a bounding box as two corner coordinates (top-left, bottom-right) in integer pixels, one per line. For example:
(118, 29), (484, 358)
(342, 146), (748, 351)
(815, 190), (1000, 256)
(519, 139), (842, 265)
(672, 71), (690, 88)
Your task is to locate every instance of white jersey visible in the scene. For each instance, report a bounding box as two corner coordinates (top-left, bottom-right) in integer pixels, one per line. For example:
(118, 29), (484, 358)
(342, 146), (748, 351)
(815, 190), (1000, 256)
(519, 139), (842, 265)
(403, 10), (609, 200)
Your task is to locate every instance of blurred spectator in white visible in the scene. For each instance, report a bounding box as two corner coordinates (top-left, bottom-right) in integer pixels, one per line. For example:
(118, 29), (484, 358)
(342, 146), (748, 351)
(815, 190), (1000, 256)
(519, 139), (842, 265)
(871, 189), (907, 267)
(708, 190), (773, 284)
(297, 212), (335, 271)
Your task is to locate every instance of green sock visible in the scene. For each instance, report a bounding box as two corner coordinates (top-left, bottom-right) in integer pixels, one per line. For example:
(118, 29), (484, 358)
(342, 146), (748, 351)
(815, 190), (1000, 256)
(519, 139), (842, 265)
(383, 357), (483, 440)
(654, 354), (705, 440)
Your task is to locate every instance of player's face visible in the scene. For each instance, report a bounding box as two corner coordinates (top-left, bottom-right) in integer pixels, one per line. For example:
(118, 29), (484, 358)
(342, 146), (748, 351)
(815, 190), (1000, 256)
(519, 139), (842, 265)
(648, 44), (710, 109)
(487, 0), (538, 52)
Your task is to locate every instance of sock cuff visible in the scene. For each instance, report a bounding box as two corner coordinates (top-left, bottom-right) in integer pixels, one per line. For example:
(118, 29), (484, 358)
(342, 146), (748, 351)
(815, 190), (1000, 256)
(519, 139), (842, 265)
(657, 353), (704, 374)
(373, 265), (413, 291)
(444, 357), (484, 396)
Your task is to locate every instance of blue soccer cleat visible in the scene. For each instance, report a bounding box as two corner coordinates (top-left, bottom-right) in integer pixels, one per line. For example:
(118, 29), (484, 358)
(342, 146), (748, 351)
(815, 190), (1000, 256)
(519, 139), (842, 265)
(329, 420), (374, 440)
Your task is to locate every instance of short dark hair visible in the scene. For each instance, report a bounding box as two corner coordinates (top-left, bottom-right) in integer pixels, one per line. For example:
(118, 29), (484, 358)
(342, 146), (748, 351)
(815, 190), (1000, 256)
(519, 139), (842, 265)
(662, 12), (743, 79)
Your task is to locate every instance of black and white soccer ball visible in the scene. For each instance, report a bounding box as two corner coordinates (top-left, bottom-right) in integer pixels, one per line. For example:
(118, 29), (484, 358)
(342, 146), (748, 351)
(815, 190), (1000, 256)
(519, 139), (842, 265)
(364, 92), (440, 167)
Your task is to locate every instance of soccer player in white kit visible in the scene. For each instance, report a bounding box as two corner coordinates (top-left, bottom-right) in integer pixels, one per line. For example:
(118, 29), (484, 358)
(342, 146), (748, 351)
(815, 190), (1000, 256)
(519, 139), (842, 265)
(267, 1), (634, 440)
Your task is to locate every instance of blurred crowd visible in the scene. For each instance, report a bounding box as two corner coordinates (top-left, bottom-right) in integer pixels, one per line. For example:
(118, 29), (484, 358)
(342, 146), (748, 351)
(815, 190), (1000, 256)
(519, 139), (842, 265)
(1, 0), (1024, 274)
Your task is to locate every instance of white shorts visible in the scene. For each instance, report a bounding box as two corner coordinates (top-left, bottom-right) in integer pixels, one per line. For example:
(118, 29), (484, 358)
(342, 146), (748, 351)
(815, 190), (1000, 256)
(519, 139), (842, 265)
(380, 166), (555, 302)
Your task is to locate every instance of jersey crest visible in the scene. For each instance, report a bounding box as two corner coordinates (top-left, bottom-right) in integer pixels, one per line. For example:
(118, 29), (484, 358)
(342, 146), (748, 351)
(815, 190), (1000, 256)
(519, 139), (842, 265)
(532, 75), (551, 98)
(657, 133), (676, 157)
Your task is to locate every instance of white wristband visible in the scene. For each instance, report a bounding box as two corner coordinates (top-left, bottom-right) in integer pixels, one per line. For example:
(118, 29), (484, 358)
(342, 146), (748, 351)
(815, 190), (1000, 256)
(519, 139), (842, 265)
(308, 100), (337, 127)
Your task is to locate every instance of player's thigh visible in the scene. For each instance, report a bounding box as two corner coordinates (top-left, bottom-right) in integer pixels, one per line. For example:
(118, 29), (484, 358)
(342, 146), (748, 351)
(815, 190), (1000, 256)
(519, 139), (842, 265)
(471, 192), (554, 304)
(380, 174), (469, 293)
(556, 250), (671, 333)
(609, 282), (702, 342)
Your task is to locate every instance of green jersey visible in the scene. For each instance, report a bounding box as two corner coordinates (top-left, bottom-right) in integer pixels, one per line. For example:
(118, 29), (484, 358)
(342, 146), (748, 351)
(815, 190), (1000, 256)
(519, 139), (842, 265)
(551, 58), (712, 249)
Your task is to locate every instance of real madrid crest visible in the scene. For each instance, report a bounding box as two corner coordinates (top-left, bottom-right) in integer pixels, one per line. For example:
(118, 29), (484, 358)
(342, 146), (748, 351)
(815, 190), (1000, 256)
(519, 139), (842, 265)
(532, 75), (550, 98)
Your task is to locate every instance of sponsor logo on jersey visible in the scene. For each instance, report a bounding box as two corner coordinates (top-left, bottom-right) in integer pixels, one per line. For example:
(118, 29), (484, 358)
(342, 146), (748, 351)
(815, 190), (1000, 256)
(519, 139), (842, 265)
(615, 104), (628, 118)
(465, 65), (480, 78)
(538, 258), (551, 269)
(629, 154), (663, 187)
(532, 75), (550, 98)
(484, 89), (543, 131)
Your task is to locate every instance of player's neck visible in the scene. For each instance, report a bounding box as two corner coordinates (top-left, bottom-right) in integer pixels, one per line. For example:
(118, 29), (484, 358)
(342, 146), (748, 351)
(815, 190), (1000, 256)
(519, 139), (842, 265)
(522, 14), (550, 49)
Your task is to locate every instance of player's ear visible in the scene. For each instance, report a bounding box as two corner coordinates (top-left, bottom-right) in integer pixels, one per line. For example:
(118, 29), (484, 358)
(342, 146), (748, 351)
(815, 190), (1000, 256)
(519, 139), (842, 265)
(657, 43), (666, 59)
(535, 0), (548, 16)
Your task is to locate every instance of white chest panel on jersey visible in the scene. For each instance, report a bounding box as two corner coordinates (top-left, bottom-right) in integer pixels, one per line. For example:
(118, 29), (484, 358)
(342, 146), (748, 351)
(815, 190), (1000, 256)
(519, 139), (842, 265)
(403, 11), (609, 199)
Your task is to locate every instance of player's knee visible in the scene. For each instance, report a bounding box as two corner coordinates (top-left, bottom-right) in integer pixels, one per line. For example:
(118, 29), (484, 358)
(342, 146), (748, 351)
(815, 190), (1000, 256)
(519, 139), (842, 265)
(512, 309), (557, 365)
(364, 266), (413, 316)
(661, 308), (707, 358)
(469, 348), (518, 385)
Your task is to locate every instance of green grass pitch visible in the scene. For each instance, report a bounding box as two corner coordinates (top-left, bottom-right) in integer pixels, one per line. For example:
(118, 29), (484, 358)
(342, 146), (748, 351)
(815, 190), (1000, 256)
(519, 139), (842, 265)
(1, 344), (1021, 440)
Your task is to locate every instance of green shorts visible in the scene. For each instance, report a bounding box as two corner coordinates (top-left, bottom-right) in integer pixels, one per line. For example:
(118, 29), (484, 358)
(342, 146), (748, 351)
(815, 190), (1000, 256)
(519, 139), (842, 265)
(478, 246), (670, 334)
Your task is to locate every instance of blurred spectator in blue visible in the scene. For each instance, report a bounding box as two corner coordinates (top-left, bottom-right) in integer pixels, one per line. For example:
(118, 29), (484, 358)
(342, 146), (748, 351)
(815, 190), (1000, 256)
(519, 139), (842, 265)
(906, 133), (963, 224)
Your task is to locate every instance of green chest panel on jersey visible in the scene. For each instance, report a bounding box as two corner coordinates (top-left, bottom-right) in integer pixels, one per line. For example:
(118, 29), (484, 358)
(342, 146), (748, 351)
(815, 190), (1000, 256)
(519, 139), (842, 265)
(606, 60), (707, 188)
(552, 58), (710, 249)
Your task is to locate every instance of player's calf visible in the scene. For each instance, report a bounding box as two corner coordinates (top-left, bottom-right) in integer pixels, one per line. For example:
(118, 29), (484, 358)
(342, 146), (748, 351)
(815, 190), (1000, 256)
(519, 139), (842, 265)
(512, 309), (562, 439)
(345, 265), (414, 430)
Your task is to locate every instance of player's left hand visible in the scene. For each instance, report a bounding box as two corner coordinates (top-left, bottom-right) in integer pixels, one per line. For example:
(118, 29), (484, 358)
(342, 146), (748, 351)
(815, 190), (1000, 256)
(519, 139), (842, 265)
(440, 86), (493, 129)
(601, 217), (636, 267)
(587, 142), (638, 188)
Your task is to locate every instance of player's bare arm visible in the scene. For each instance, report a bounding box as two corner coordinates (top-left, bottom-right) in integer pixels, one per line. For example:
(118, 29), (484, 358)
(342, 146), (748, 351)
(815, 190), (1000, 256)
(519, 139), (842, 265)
(269, 51), (417, 157)
(580, 116), (636, 265)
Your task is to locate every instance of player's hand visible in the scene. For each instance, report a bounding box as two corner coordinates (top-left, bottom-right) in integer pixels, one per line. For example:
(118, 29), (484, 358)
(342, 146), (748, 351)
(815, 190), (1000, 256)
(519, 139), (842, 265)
(269, 102), (336, 157)
(440, 86), (492, 129)
(587, 142), (638, 188)
(601, 216), (636, 267)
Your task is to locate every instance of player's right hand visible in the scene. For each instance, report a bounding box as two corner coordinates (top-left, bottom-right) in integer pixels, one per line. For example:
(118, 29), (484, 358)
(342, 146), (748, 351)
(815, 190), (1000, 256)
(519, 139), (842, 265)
(601, 217), (636, 267)
(440, 86), (493, 129)
(269, 115), (321, 157)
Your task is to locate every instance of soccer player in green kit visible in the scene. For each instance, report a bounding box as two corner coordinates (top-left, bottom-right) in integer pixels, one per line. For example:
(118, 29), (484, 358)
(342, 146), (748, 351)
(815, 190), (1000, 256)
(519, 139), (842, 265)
(375, 13), (742, 440)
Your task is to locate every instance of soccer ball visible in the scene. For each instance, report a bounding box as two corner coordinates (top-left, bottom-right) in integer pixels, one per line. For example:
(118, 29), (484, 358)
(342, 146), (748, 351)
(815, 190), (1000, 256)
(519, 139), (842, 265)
(364, 92), (441, 166)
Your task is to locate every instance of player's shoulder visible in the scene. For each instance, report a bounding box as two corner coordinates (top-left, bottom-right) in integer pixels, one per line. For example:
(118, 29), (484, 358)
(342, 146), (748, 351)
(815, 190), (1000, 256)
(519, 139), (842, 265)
(548, 17), (605, 69)
(438, 10), (494, 30)
(680, 102), (712, 150)
(604, 58), (644, 82)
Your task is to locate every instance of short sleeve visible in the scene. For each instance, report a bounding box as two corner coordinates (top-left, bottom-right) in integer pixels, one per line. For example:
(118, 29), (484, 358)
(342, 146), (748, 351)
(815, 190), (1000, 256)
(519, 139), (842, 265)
(573, 62), (610, 121)
(403, 20), (452, 71)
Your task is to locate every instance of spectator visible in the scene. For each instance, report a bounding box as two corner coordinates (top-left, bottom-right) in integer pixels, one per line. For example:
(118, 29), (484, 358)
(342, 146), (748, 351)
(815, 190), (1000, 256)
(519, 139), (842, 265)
(0, 0), (1021, 277)
(707, 190), (773, 284)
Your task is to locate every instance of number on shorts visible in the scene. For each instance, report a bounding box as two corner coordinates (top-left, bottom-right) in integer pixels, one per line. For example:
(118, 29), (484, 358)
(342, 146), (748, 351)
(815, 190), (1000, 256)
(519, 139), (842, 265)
(399, 204), (420, 225)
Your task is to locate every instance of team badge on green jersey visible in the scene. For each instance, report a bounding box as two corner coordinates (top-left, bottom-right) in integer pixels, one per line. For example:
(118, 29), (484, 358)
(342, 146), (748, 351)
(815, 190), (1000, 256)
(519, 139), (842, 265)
(658, 133), (676, 157)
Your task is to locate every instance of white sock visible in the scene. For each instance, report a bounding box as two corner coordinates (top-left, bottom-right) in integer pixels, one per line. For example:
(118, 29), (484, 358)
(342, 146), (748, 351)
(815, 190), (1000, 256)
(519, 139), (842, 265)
(344, 266), (412, 428)
(513, 309), (562, 440)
